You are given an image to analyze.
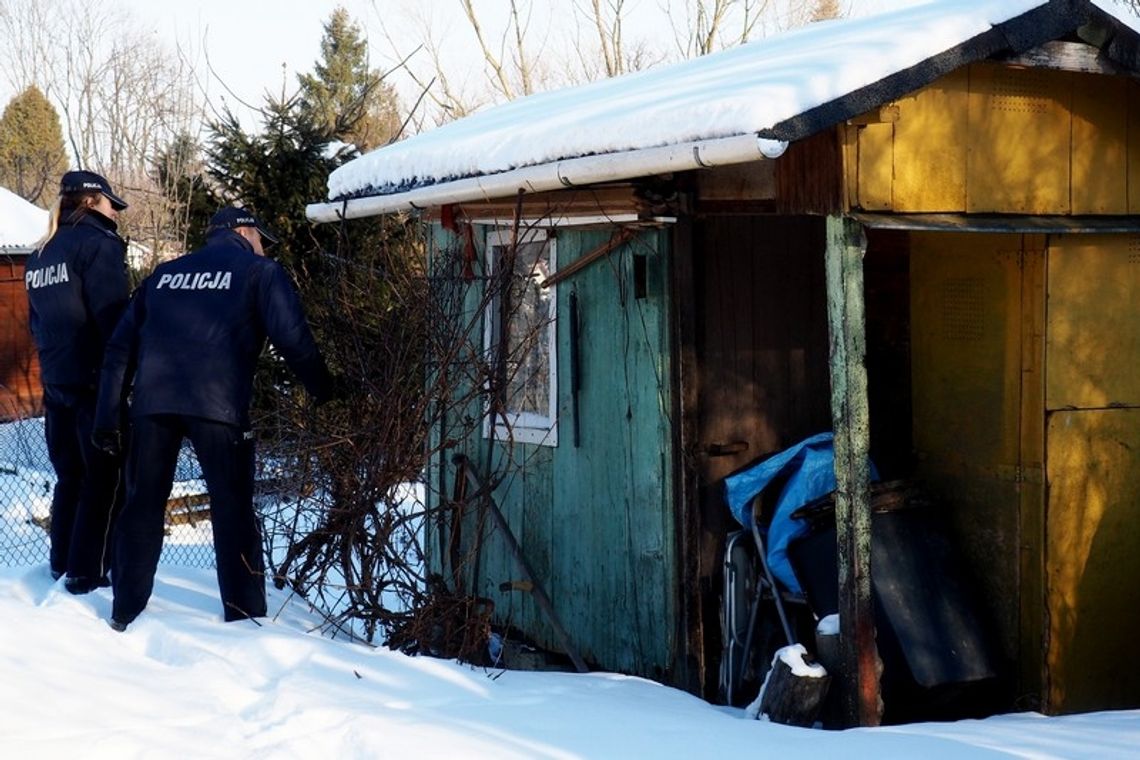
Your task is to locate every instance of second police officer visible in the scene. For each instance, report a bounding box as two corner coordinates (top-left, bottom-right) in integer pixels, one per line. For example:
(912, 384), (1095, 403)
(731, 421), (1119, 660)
(25, 171), (130, 593)
(94, 206), (335, 630)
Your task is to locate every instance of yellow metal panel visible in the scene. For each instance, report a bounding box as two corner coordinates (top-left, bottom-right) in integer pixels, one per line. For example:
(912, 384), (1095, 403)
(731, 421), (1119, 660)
(857, 122), (894, 210)
(892, 68), (969, 212)
(1046, 409), (1140, 712)
(1046, 234), (1140, 409)
(910, 232), (1025, 663)
(1130, 81), (1140, 213)
(967, 64), (1071, 214)
(843, 124), (859, 211)
(912, 232), (1023, 466)
(1071, 74), (1128, 215)
(1019, 237), (1047, 701)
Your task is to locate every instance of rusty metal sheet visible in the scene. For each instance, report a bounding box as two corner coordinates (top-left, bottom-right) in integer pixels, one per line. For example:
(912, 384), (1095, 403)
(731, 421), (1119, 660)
(1018, 237), (1048, 701)
(911, 232), (1023, 467)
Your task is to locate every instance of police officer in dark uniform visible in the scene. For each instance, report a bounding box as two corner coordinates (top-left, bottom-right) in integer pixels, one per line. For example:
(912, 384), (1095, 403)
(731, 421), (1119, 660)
(94, 206), (333, 630)
(25, 170), (129, 593)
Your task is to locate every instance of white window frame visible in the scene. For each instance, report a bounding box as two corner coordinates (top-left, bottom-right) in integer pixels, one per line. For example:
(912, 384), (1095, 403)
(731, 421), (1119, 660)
(483, 227), (558, 447)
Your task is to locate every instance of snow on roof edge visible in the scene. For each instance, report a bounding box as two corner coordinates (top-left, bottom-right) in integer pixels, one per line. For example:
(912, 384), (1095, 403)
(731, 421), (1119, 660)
(0, 186), (48, 247)
(321, 0), (1138, 209)
(308, 133), (787, 222)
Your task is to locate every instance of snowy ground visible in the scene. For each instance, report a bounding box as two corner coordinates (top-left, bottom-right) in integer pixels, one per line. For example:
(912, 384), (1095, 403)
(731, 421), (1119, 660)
(1, 563), (1139, 759)
(3, 424), (1137, 757)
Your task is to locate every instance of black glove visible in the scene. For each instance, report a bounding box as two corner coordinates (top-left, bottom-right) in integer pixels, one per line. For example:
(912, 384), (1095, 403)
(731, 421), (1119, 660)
(333, 373), (356, 401)
(92, 428), (122, 457)
(315, 373), (353, 406)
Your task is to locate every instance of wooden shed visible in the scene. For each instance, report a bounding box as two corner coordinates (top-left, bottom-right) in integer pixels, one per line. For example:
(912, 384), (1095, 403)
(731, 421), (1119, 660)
(0, 244), (41, 421)
(309, 0), (1140, 719)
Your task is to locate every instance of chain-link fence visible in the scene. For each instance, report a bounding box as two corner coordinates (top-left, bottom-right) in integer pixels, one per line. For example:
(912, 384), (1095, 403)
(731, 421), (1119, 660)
(1, 213), (443, 645)
(0, 411), (217, 570)
(0, 406), (428, 641)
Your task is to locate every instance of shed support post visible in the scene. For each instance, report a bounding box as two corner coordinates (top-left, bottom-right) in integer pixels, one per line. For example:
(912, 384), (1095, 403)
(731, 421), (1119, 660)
(823, 215), (881, 727)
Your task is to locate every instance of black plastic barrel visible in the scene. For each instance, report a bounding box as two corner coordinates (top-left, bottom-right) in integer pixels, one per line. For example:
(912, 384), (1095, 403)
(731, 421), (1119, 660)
(787, 486), (1001, 723)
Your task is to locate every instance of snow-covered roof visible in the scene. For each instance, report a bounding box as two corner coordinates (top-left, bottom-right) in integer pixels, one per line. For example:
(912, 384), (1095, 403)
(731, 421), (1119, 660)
(310, 0), (1140, 221)
(0, 186), (48, 249)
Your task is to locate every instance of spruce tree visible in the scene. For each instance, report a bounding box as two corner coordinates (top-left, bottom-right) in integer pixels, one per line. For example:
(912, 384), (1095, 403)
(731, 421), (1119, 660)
(206, 96), (342, 275)
(298, 7), (402, 153)
(0, 85), (68, 205)
(199, 12), (430, 640)
(202, 76), (424, 511)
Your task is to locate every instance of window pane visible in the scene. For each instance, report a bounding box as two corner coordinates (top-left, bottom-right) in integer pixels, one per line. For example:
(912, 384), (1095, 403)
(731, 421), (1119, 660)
(501, 239), (551, 417)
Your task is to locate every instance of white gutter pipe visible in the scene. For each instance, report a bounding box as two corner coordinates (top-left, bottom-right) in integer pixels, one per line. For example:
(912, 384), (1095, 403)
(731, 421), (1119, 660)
(306, 133), (788, 223)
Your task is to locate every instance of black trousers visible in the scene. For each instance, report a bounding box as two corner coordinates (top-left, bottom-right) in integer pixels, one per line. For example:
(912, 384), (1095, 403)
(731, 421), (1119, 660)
(43, 386), (124, 579)
(112, 414), (266, 624)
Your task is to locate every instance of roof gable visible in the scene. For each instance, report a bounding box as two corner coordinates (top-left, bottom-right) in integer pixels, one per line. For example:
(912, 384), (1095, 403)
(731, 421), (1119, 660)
(770, 0), (1140, 141)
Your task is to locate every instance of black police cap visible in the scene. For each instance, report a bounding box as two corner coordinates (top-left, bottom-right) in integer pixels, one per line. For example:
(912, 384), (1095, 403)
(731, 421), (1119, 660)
(208, 206), (280, 245)
(60, 170), (128, 211)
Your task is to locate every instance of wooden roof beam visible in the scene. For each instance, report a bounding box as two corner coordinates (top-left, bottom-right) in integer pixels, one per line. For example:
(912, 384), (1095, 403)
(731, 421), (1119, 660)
(997, 40), (1125, 75)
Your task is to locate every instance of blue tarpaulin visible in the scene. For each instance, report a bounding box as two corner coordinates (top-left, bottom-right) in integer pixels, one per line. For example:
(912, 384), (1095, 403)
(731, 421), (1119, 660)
(723, 433), (875, 595)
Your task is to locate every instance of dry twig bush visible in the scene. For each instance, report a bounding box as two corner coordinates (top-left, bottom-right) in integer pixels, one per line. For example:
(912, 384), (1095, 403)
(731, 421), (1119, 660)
(244, 208), (563, 668)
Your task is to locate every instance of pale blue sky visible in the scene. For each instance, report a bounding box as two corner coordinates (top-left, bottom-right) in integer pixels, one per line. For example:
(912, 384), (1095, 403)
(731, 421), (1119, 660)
(0, 0), (908, 146)
(113, 0), (901, 119)
(2, 0), (905, 118)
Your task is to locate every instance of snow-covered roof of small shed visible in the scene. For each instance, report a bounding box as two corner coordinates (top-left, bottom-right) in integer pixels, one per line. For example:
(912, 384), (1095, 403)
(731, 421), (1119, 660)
(0, 186), (47, 249)
(310, 0), (1140, 221)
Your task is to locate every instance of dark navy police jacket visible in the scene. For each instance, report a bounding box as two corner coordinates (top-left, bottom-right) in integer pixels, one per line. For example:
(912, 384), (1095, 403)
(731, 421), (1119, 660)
(96, 229), (331, 429)
(25, 211), (129, 389)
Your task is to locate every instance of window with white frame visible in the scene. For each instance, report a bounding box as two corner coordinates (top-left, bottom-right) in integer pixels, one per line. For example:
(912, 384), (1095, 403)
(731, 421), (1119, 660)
(483, 228), (558, 446)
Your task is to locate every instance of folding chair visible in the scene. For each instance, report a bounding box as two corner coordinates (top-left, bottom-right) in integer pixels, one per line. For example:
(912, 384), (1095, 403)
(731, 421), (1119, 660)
(720, 497), (812, 705)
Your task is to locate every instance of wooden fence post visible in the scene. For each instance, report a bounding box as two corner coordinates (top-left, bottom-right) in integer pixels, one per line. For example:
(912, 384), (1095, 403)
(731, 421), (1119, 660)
(824, 215), (881, 727)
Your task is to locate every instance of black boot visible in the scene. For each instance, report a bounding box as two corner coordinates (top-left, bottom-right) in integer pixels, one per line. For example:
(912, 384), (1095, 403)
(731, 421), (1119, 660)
(65, 575), (111, 595)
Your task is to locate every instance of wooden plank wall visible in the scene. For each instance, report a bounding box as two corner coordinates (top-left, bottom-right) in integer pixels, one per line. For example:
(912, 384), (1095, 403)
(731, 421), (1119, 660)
(691, 215), (832, 486)
(0, 255), (41, 420)
(549, 228), (675, 677)
(775, 129), (845, 216)
(687, 215), (832, 697)
(435, 225), (678, 679)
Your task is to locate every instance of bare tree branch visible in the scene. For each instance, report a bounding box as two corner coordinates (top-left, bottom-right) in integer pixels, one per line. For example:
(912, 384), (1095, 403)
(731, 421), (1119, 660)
(462, 0), (518, 100)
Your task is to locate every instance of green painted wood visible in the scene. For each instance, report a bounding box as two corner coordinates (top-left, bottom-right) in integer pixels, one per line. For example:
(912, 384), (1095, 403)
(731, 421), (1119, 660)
(547, 228), (675, 675)
(427, 224), (677, 679)
(824, 215), (879, 727)
(423, 224), (457, 583)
